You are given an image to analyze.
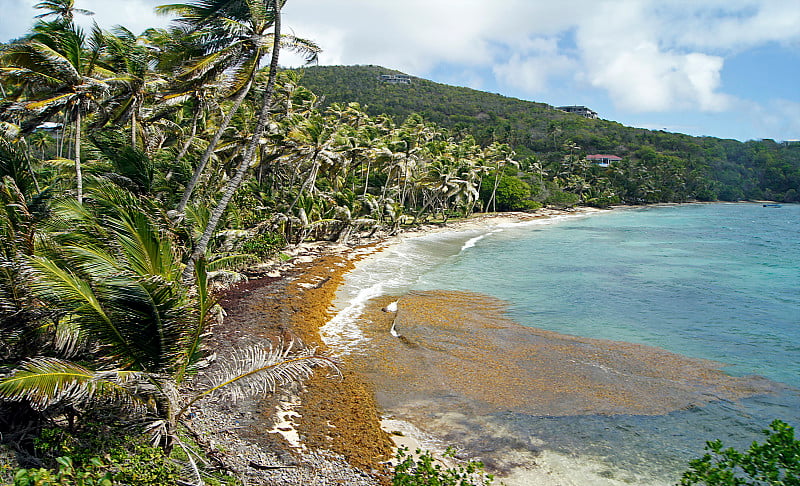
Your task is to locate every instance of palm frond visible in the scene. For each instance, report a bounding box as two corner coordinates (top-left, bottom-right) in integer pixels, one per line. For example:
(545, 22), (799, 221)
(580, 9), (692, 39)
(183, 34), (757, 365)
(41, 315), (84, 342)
(27, 255), (151, 370)
(177, 342), (340, 420)
(0, 357), (145, 411)
(205, 252), (253, 272)
(53, 315), (90, 357)
(175, 256), (212, 382)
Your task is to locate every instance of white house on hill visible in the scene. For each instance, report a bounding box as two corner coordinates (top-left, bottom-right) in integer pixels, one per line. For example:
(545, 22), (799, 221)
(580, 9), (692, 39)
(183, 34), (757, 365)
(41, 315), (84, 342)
(586, 154), (622, 167)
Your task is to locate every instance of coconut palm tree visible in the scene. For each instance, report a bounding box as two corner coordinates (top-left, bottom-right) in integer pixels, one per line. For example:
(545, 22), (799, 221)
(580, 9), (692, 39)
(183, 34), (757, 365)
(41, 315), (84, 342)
(0, 21), (112, 203)
(484, 142), (517, 212)
(33, 0), (94, 23)
(0, 169), (51, 363)
(181, 0), (286, 282)
(98, 26), (159, 148)
(158, 0), (320, 215)
(0, 181), (338, 452)
(284, 112), (342, 213)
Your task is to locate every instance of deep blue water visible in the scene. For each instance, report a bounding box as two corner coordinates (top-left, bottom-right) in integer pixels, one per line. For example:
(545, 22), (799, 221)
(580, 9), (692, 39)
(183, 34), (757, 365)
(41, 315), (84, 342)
(331, 203), (800, 484)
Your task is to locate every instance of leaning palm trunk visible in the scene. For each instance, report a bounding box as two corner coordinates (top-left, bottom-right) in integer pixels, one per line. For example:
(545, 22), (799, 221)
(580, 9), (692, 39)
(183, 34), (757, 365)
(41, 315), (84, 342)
(182, 0), (282, 282)
(488, 161), (502, 213)
(362, 158), (372, 197)
(287, 156), (320, 214)
(175, 77), (254, 215)
(75, 109), (83, 204)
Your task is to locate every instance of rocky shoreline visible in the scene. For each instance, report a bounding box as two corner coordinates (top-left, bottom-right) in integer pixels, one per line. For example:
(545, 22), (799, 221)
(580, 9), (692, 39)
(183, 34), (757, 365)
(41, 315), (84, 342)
(184, 243), (394, 485)
(182, 209), (600, 485)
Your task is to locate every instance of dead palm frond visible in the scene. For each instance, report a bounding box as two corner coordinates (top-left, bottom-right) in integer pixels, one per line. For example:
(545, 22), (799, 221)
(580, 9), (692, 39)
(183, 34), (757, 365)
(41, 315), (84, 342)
(176, 341), (340, 421)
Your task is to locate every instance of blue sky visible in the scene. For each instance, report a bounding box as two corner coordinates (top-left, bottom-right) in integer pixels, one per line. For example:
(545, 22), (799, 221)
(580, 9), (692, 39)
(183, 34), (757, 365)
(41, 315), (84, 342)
(2, 0), (798, 142)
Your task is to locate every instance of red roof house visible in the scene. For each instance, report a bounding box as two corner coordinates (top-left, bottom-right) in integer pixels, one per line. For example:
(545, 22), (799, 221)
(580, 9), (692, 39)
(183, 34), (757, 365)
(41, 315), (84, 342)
(586, 154), (622, 167)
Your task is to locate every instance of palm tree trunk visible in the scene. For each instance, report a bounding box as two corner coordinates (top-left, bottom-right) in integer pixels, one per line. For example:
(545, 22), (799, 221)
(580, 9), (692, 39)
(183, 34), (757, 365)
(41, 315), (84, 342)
(488, 163), (502, 213)
(182, 0), (282, 282)
(287, 156), (320, 214)
(131, 109), (137, 148)
(362, 158), (371, 197)
(175, 77), (255, 215)
(75, 110), (83, 204)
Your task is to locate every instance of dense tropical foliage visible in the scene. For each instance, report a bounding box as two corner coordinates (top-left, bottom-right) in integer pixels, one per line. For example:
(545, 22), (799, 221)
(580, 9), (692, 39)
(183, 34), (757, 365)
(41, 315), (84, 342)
(0, 1), (341, 483)
(1, 0), (798, 484)
(298, 65), (800, 204)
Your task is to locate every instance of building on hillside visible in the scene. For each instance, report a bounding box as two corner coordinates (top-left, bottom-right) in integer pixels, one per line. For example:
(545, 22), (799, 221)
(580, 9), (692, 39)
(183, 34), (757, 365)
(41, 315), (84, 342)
(379, 74), (412, 85)
(586, 154), (622, 167)
(557, 105), (598, 119)
(36, 122), (63, 131)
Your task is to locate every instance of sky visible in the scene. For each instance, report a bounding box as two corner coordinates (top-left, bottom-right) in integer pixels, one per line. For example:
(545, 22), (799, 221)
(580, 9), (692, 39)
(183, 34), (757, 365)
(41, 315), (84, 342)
(2, 0), (799, 143)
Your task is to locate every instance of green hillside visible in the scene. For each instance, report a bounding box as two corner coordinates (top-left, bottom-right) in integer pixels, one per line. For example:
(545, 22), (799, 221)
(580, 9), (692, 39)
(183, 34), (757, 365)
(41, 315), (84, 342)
(296, 65), (800, 202)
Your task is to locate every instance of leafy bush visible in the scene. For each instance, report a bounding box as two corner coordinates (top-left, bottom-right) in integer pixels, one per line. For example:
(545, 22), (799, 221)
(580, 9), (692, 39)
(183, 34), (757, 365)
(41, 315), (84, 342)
(481, 175), (535, 211)
(14, 456), (113, 486)
(241, 231), (287, 258)
(679, 419), (800, 485)
(21, 425), (179, 486)
(545, 190), (580, 208)
(392, 446), (494, 486)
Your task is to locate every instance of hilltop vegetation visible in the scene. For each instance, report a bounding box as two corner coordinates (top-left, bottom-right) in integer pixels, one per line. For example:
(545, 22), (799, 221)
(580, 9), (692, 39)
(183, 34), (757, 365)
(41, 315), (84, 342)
(297, 65), (800, 203)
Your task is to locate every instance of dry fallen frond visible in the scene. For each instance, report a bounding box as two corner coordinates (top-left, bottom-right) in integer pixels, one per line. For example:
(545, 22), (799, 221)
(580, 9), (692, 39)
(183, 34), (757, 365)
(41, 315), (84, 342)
(177, 340), (340, 420)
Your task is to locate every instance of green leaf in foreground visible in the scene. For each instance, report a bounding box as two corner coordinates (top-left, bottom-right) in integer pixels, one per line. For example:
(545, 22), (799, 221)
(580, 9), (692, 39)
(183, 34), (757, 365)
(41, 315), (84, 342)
(392, 446), (494, 486)
(679, 419), (800, 485)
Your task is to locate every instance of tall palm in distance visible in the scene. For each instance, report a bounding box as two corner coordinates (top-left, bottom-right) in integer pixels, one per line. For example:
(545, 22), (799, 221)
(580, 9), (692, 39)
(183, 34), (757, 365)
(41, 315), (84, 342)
(0, 20), (112, 203)
(33, 0), (94, 23)
(98, 26), (159, 148)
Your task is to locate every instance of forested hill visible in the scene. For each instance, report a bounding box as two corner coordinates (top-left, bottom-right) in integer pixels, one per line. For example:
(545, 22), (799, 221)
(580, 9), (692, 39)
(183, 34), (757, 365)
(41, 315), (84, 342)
(295, 65), (800, 202)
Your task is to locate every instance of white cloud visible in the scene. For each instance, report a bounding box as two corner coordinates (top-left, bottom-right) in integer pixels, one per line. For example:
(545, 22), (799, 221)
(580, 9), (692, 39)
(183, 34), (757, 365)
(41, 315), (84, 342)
(283, 0), (755, 112)
(493, 38), (576, 94)
(574, 1), (733, 112)
(73, 0), (170, 35)
(745, 99), (800, 141)
(1, 0), (797, 139)
(0, 0), (171, 41)
(664, 0), (800, 51)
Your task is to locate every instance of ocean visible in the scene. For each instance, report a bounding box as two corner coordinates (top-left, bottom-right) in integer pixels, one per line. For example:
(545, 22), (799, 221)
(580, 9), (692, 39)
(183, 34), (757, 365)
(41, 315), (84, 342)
(323, 203), (800, 485)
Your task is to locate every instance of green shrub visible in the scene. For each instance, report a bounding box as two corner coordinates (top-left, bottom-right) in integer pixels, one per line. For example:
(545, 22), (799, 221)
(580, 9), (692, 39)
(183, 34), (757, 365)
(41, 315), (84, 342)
(679, 419), (800, 485)
(392, 446), (494, 486)
(241, 231), (287, 258)
(545, 190), (580, 208)
(14, 456), (113, 486)
(22, 425), (179, 485)
(586, 194), (621, 208)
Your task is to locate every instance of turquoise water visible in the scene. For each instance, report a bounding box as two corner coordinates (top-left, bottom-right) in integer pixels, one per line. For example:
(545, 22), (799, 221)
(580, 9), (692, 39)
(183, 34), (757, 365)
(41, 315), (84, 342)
(328, 203), (800, 484)
(414, 204), (800, 387)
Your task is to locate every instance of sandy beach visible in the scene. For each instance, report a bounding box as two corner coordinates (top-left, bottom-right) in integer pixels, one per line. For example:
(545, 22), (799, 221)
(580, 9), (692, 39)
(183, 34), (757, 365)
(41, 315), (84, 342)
(187, 209), (593, 483)
(191, 206), (779, 485)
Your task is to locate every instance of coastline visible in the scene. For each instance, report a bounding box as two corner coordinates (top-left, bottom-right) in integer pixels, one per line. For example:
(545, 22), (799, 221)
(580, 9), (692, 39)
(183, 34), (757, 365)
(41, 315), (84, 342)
(193, 203), (783, 485)
(190, 208), (601, 484)
(322, 205), (784, 485)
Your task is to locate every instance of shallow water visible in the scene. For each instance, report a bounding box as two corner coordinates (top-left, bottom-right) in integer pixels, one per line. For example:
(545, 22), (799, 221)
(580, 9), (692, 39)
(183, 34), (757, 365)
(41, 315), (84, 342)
(325, 204), (800, 485)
